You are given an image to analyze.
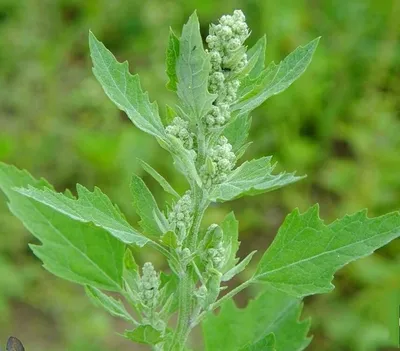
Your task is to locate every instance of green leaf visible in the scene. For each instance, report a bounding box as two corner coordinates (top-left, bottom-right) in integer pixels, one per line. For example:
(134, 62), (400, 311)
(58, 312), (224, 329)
(239, 334), (276, 351)
(89, 31), (166, 139)
(159, 272), (179, 316)
(223, 113), (252, 154)
(85, 285), (134, 322)
(233, 37), (320, 115)
(202, 289), (310, 351)
(220, 212), (240, 273)
(254, 205), (400, 297)
(209, 157), (304, 202)
(125, 325), (163, 345)
(221, 250), (256, 282)
(176, 12), (216, 121)
(138, 159), (179, 199)
(247, 35), (267, 79)
(123, 249), (140, 303)
(234, 36), (266, 82)
(130, 174), (168, 236)
(15, 183), (149, 246)
(166, 28), (180, 91)
(160, 230), (178, 249)
(0, 163), (124, 291)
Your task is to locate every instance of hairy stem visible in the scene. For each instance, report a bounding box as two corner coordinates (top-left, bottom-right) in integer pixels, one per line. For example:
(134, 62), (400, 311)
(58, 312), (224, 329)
(168, 185), (207, 350)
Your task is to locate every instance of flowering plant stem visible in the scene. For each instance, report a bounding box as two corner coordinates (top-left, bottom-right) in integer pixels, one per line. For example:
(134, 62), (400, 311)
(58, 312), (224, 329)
(0, 9), (399, 351)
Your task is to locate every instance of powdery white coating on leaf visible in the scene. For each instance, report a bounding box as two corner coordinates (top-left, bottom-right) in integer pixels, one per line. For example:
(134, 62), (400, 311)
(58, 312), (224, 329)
(89, 31), (166, 139)
(176, 12), (216, 121)
(233, 37), (320, 114)
(15, 183), (149, 246)
(209, 157), (304, 202)
(255, 205), (400, 297)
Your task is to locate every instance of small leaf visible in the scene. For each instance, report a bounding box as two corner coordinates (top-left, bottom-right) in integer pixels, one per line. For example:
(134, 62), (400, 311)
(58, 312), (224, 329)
(0, 163), (124, 291)
(254, 205), (400, 297)
(202, 288), (310, 351)
(246, 35), (267, 79)
(124, 248), (139, 281)
(233, 37), (320, 115)
(130, 174), (168, 236)
(209, 157), (304, 202)
(89, 31), (166, 139)
(220, 212), (240, 273)
(123, 249), (140, 302)
(222, 250), (256, 282)
(15, 183), (149, 246)
(159, 272), (179, 315)
(166, 28), (180, 91)
(164, 104), (178, 125)
(139, 159), (179, 198)
(223, 113), (252, 153)
(85, 285), (134, 322)
(125, 325), (163, 345)
(161, 230), (178, 249)
(176, 12), (216, 121)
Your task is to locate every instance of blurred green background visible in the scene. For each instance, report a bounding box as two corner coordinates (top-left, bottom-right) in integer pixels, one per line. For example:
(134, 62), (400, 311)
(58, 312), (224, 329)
(0, 0), (399, 350)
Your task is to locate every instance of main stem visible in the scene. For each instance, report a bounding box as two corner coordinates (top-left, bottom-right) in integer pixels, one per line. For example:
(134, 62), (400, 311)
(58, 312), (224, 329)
(169, 183), (207, 351)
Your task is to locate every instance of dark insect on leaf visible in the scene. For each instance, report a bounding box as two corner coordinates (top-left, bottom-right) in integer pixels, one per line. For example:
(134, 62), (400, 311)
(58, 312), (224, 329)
(6, 337), (25, 351)
(191, 45), (197, 52)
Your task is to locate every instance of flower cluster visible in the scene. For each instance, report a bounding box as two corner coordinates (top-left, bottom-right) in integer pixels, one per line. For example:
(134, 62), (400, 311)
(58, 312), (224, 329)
(165, 117), (194, 149)
(205, 10), (249, 128)
(168, 191), (193, 242)
(139, 262), (160, 309)
(206, 244), (225, 270)
(200, 136), (235, 187)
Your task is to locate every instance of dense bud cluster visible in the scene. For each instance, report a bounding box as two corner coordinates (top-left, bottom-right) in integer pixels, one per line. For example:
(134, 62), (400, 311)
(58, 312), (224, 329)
(139, 262), (160, 308)
(168, 191), (193, 242)
(205, 10), (249, 128)
(200, 136), (235, 187)
(165, 117), (194, 149)
(206, 243), (225, 270)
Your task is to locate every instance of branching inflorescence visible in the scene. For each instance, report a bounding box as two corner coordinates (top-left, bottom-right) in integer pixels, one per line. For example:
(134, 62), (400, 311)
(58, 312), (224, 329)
(1, 8), (399, 351)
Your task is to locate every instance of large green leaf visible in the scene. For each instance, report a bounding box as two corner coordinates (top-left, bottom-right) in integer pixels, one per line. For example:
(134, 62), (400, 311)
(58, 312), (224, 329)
(165, 28), (180, 91)
(176, 12), (216, 121)
(233, 37), (320, 115)
(15, 183), (149, 246)
(0, 163), (124, 291)
(202, 289), (310, 351)
(254, 205), (400, 297)
(209, 157), (303, 202)
(130, 174), (168, 236)
(89, 31), (166, 139)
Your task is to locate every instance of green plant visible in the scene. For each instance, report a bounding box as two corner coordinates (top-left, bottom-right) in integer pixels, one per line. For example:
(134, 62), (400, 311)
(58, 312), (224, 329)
(0, 9), (399, 351)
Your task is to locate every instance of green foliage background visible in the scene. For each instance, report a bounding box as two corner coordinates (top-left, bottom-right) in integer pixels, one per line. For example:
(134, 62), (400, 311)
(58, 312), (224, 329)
(0, 0), (399, 350)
